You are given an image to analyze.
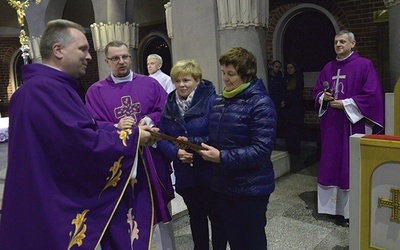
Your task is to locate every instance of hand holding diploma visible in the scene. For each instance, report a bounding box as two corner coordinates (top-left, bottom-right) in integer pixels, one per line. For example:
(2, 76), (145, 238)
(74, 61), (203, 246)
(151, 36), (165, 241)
(197, 143), (221, 163)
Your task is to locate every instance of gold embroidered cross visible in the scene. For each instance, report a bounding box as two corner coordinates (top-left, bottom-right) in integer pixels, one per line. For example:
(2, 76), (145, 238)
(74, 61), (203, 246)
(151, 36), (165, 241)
(378, 187), (400, 223)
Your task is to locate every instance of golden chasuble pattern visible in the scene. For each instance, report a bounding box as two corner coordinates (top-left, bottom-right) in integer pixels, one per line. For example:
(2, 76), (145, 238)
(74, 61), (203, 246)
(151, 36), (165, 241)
(99, 156), (124, 198)
(118, 128), (132, 146)
(68, 209), (89, 249)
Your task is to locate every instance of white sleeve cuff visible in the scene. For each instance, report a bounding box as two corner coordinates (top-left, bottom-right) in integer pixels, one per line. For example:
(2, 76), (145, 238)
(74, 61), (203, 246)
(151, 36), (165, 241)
(318, 94), (327, 117)
(343, 98), (363, 124)
(142, 116), (155, 128)
(141, 116), (157, 148)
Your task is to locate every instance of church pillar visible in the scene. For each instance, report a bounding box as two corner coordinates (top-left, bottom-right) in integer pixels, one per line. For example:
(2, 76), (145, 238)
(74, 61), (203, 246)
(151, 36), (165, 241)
(217, 0), (269, 87)
(27, 36), (41, 63)
(169, 0), (269, 93)
(169, 0), (221, 91)
(387, 0), (400, 90)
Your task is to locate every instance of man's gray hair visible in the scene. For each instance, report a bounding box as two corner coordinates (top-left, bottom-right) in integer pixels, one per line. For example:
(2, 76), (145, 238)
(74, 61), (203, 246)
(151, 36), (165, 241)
(147, 54), (163, 65)
(40, 19), (85, 60)
(336, 30), (355, 43)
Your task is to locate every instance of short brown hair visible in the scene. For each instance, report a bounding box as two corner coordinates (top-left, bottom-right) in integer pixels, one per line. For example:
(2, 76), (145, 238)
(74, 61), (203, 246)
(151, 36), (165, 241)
(104, 41), (128, 57)
(219, 47), (257, 82)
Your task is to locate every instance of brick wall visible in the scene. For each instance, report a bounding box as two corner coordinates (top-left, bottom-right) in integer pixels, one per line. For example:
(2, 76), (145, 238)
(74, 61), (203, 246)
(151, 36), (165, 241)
(0, 37), (20, 116)
(303, 87), (318, 125)
(79, 34), (99, 95)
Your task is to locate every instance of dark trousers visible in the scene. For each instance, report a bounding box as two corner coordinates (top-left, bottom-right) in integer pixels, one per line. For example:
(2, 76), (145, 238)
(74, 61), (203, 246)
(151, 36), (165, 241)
(178, 187), (227, 250)
(217, 193), (270, 250)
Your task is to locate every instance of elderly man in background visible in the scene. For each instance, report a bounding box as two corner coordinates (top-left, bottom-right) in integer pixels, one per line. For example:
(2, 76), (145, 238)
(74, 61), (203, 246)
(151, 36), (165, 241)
(147, 53), (175, 94)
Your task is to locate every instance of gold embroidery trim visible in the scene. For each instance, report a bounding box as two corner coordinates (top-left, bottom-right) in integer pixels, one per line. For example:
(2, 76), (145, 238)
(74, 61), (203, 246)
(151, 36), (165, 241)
(99, 156), (124, 198)
(68, 209), (89, 250)
(118, 128), (132, 146)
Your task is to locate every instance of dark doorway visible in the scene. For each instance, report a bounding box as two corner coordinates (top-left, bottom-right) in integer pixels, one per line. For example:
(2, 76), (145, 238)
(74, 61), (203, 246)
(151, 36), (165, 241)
(283, 10), (336, 72)
(142, 37), (172, 75)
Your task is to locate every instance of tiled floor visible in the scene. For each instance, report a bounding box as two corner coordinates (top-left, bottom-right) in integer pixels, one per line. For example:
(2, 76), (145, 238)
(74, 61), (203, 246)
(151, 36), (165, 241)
(172, 139), (349, 250)
(0, 140), (349, 249)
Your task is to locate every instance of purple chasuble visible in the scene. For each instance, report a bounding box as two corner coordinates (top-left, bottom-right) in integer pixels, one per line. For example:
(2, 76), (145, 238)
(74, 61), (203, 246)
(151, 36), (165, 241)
(0, 64), (143, 249)
(85, 73), (174, 249)
(312, 52), (384, 189)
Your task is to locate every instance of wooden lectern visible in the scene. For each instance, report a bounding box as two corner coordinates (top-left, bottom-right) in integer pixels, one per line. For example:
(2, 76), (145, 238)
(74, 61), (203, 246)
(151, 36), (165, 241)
(349, 79), (400, 249)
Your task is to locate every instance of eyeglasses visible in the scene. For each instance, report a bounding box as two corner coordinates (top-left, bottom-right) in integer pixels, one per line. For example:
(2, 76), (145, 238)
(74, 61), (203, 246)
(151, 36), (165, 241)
(107, 55), (131, 62)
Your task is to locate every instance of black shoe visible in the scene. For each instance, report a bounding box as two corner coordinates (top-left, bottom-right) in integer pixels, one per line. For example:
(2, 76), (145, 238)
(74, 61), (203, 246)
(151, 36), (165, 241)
(334, 216), (349, 227)
(340, 220), (349, 227)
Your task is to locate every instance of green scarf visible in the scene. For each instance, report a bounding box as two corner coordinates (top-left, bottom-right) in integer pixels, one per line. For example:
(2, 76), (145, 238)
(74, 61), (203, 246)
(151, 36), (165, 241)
(222, 82), (250, 98)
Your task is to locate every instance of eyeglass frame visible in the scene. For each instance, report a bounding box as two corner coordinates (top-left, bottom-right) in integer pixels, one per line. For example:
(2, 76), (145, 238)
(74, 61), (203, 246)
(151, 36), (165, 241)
(106, 54), (131, 62)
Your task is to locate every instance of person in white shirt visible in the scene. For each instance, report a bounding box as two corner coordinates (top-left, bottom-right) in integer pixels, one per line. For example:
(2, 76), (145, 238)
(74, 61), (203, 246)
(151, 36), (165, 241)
(147, 53), (176, 250)
(147, 54), (176, 94)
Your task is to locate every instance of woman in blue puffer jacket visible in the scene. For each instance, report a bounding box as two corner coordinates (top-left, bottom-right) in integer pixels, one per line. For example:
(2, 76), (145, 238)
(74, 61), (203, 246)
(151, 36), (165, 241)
(198, 47), (277, 250)
(157, 60), (226, 250)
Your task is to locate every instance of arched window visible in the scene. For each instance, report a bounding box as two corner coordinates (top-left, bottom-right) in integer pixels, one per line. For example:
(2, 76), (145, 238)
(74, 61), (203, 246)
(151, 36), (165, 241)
(13, 52), (30, 89)
(283, 11), (336, 72)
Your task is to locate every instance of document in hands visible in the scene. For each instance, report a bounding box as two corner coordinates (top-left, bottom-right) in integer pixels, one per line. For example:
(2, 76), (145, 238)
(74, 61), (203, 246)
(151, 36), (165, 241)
(148, 130), (206, 150)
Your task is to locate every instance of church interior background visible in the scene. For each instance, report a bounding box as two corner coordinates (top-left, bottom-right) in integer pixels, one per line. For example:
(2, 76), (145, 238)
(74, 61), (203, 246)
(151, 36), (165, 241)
(0, 0), (398, 144)
(1, 1), (400, 248)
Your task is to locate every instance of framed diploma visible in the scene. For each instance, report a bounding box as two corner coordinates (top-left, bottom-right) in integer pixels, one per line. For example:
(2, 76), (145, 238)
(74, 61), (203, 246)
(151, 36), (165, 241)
(149, 130), (206, 151)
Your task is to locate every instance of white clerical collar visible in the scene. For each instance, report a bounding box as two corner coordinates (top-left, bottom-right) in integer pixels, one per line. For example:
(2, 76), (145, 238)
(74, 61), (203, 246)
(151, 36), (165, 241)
(42, 64), (62, 72)
(336, 51), (354, 61)
(111, 70), (133, 84)
(150, 69), (161, 76)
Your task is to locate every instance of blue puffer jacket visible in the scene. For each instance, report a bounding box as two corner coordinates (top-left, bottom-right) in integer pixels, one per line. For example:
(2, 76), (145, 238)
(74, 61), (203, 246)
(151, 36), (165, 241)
(158, 80), (217, 192)
(209, 78), (276, 196)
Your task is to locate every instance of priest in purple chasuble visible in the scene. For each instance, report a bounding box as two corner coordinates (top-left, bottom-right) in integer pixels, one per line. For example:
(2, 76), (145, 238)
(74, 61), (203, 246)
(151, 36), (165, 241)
(85, 41), (175, 249)
(312, 30), (384, 223)
(0, 19), (162, 250)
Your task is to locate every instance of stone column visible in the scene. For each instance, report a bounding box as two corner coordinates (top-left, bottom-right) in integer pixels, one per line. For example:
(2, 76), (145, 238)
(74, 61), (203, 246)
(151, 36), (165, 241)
(217, 0), (269, 86)
(165, 2), (173, 39)
(27, 36), (42, 63)
(90, 0), (140, 79)
(169, 0), (221, 91)
(169, 0), (269, 93)
(387, 0), (400, 90)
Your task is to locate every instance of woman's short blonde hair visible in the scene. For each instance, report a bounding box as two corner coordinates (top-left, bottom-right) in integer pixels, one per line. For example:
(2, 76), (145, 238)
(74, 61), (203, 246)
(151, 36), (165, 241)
(170, 59), (202, 82)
